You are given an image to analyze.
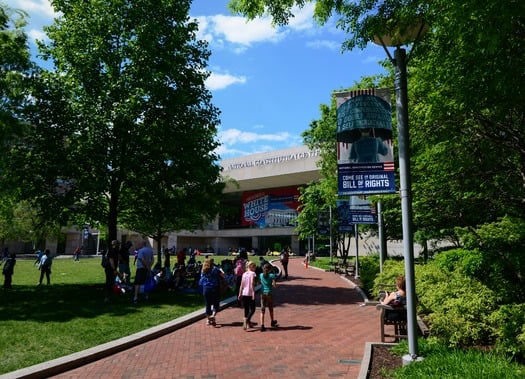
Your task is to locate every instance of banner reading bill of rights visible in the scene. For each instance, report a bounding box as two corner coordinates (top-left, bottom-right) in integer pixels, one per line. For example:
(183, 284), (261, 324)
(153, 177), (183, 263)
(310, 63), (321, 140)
(336, 88), (396, 195)
(336, 196), (378, 227)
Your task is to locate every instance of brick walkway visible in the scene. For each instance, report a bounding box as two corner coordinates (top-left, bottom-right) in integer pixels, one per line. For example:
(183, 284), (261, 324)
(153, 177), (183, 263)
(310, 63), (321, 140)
(50, 258), (380, 379)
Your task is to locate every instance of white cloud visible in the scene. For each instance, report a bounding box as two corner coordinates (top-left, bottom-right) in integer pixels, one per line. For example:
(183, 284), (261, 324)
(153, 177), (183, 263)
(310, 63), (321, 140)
(205, 72), (247, 91)
(306, 39), (340, 51)
(288, 4), (316, 31)
(206, 14), (285, 47)
(219, 128), (293, 145)
(6, 0), (55, 18)
(28, 29), (47, 42)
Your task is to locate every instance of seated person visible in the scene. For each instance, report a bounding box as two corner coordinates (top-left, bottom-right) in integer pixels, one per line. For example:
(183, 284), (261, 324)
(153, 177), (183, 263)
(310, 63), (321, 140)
(380, 275), (406, 307)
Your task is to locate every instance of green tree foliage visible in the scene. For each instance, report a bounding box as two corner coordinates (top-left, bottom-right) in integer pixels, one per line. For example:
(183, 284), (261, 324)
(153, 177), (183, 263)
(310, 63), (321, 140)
(0, 4), (32, 137)
(409, 0), (525, 238)
(6, 0), (224, 242)
(229, 0), (525, 243)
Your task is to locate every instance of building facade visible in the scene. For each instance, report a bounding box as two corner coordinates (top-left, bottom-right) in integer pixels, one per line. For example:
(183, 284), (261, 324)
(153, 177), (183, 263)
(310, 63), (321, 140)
(168, 145), (321, 255)
(44, 145), (321, 256)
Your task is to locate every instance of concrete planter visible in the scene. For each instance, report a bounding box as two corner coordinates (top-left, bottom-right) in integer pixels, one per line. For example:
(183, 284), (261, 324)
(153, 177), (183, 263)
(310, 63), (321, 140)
(357, 342), (398, 379)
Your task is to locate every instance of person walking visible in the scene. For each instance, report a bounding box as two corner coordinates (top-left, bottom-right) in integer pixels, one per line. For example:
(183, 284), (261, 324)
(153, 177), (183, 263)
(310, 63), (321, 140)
(162, 248), (171, 281)
(118, 241), (133, 286)
(2, 252), (16, 289)
(73, 247), (81, 261)
(104, 240), (121, 303)
(132, 240), (154, 305)
(238, 261), (257, 330)
(38, 249), (53, 285)
(280, 248), (290, 279)
(199, 258), (224, 326)
(234, 250), (248, 305)
(259, 263), (278, 331)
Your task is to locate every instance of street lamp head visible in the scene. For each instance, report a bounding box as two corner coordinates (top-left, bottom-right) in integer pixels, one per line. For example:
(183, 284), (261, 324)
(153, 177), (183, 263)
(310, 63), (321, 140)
(372, 18), (428, 47)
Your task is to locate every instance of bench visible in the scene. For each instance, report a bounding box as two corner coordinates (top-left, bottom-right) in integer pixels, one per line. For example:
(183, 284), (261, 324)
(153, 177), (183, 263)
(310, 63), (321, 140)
(375, 283), (430, 342)
(376, 303), (408, 342)
(345, 263), (356, 277)
(376, 284), (406, 342)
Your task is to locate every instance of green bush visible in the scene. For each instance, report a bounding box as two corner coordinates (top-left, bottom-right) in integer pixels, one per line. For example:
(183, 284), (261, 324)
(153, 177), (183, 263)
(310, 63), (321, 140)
(371, 259), (405, 299)
(421, 270), (498, 347)
(356, 254), (380, 294)
(490, 303), (525, 361)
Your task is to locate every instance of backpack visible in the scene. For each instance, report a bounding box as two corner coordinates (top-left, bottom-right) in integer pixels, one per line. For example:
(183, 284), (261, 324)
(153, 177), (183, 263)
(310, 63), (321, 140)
(234, 259), (245, 276)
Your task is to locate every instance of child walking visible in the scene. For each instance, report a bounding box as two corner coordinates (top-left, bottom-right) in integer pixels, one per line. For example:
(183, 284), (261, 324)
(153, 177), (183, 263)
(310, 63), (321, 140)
(259, 263), (278, 331)
(238, 261), (257, 330)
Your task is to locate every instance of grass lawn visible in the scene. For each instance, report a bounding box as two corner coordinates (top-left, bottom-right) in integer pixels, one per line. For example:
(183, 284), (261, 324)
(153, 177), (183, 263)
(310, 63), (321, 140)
(0, 255), (230, 375)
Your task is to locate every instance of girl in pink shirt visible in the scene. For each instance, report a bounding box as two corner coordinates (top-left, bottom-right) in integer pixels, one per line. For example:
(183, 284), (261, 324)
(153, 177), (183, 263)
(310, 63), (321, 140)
(238, 261), (257, 330)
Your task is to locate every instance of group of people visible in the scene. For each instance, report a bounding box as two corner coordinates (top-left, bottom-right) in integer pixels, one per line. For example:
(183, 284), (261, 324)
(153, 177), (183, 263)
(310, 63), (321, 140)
(199, 255), (279, 332)
(104, 239), (154, 305)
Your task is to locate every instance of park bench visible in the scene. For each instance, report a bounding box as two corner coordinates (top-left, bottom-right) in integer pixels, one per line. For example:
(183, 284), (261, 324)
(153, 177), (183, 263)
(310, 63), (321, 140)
(345, 262), (356, 277)
(376, 284), (407, 342)
(335, 259), (347, 274)
(376, 303), (408, 342)
(375, 284), (430, 342)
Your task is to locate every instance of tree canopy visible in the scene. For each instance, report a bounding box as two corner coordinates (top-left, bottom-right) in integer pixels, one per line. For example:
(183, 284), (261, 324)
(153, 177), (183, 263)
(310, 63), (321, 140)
(3, 0), (224, 244)
(230, 0), (525, 246)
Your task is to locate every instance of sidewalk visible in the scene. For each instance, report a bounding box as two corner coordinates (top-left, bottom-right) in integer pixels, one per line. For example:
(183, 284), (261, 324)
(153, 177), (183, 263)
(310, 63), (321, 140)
(11, 258), (381, 379)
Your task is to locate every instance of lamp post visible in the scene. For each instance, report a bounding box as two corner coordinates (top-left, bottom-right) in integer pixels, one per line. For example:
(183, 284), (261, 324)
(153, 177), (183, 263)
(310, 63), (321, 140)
(374, 22), (426, 363)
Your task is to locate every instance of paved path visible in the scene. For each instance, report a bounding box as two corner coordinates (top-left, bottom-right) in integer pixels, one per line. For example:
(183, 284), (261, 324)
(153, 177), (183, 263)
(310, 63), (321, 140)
(49, 258), (380, 379)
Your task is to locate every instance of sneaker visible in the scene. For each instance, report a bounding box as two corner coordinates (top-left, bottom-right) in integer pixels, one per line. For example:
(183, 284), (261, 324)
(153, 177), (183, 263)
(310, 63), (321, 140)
(260, 325), (266, 332)
(132, 298), (138, 305)
(271, 320), (278, 327)
(210, 316), (216, 326)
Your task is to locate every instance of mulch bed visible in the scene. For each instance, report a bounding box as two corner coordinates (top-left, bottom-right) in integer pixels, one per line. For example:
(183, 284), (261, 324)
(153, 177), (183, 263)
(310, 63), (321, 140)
(367, 345), (403, 378)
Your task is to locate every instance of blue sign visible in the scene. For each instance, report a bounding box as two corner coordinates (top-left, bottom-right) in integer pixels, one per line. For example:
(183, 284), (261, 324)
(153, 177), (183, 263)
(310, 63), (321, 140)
(337, 197), (378, 225)
(337, 163), (396, 195)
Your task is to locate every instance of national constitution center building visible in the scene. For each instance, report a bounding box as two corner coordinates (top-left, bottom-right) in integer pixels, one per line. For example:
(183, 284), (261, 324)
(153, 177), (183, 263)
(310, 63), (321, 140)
(169, 145), (321, 255)
(54, 145), (321, 255)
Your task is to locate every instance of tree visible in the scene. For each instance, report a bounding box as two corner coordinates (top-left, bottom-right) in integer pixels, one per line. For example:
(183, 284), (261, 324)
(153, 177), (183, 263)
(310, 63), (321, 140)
(6, 0), (224, 244)
(0, 4), (32, 139)
(229, 0), (525, 242)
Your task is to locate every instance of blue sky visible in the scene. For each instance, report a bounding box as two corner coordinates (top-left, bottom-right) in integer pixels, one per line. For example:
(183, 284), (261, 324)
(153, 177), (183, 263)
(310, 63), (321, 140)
(5, 0), (388, 158)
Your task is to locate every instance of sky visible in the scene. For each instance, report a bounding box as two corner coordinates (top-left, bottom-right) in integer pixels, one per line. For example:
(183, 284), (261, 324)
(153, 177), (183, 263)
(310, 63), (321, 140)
(4, 0), (388, 158)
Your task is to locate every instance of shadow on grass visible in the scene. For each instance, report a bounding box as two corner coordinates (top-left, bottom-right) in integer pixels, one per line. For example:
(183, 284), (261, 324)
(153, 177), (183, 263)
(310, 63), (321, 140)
(1, 283), (204, 323)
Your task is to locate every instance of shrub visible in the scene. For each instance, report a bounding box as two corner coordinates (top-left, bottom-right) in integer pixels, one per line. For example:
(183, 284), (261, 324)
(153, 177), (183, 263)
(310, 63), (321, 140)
(490, 303), (525, 361)
(372, 259), (405, 299)
(422, 270), (498, 347)
(356, 254), (380, 294)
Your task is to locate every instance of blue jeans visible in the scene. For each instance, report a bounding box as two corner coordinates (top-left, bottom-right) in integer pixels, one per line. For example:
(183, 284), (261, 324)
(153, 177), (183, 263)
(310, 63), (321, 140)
(203, 286), (219, 316)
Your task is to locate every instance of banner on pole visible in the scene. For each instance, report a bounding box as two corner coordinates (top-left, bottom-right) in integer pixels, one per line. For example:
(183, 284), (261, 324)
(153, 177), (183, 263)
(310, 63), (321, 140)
(336, 88), (396, 195)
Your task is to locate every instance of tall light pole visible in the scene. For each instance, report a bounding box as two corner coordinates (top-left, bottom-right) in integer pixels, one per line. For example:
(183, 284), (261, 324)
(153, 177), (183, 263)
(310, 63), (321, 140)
(374, 22), (427, 363)
(393, 45), (419, 362)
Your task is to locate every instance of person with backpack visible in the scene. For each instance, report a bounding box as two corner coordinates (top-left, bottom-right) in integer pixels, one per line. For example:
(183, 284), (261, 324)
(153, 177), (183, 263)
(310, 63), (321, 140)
(2, 252), (16, 289)
(199, 258), (224, 326)
(38, 249), (53, 286)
